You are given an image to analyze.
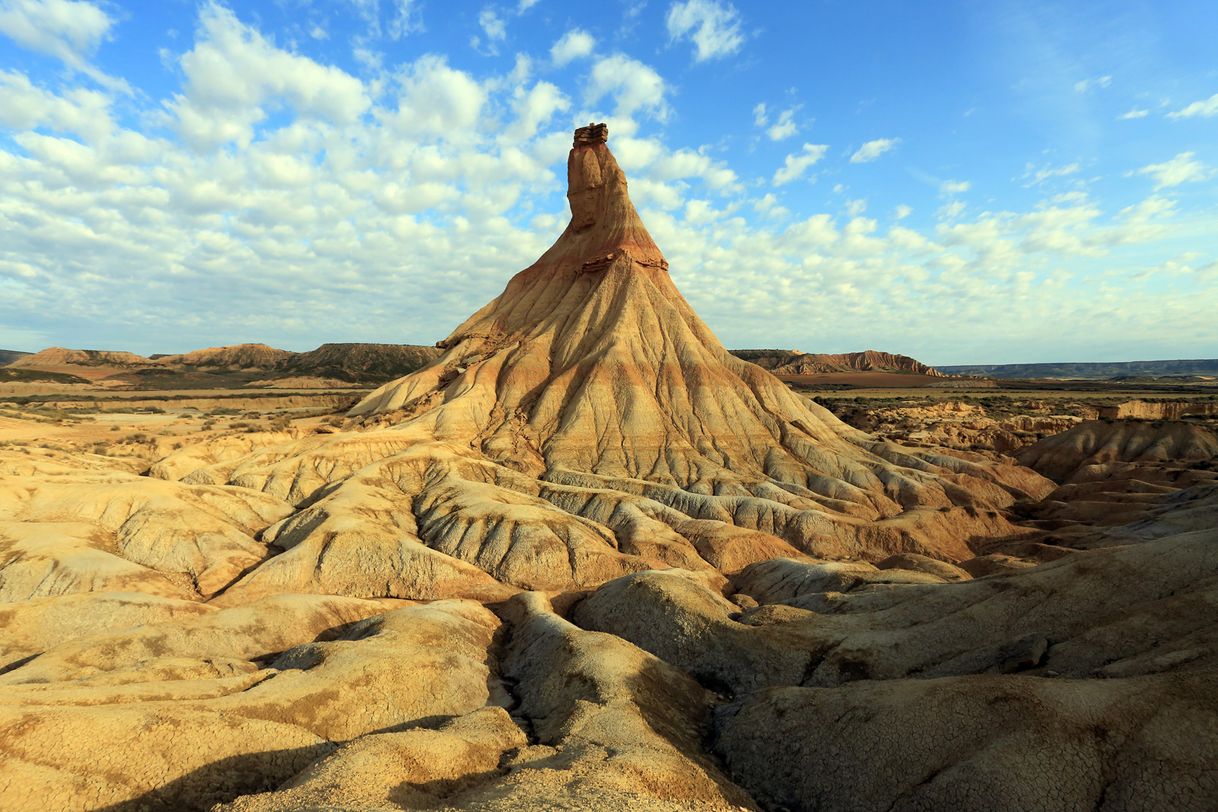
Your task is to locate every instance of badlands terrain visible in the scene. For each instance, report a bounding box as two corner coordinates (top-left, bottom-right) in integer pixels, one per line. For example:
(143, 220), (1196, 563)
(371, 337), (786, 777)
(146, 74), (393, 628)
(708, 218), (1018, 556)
(2, 126), (1218, 811)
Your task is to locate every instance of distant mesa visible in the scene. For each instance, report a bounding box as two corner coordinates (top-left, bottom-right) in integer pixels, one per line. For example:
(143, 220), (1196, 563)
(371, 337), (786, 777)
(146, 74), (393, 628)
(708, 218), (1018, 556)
(4, 347), (156, 382)
(731, 348), (949, 377)
(940, 358), (1218, 380)
(156, 343), (295, 371)
(0, 349), (30, 366)
(8, 346), (153, 369)
(1, 342), (442, 386)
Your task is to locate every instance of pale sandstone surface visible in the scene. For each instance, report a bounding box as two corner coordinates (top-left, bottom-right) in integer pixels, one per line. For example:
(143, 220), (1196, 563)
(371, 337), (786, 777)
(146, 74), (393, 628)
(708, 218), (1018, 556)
(827, 398), (1091, 455)
(218, 593), (756, 811)
(573, 497), (1218, 690)
(0, 452), (292, 600)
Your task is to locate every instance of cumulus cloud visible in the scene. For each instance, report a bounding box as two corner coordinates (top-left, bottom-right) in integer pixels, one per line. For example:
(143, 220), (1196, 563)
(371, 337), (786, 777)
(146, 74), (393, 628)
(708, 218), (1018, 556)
(586, 54), (668, 126)
(1168, 92), (1218, 120)
(1135, 152), (1213, 189)
(478, 8), (505, 41)
(761, 106), (798, 141)
(168, 4), (369, 149)
(665, 0), (744, 62)
(850, 137), (899, 163)
(940, 179), (970, 195)
(773, 143), (828, 186)
(550, 28), (594, 66)
(383, 55), (486, 137)
(0, 0), (111, 65)
(1119, 108), (1149, 120)
(0, 68), (112, 137)
(0, 0), (126, 89)
(504, 80), (569, 141)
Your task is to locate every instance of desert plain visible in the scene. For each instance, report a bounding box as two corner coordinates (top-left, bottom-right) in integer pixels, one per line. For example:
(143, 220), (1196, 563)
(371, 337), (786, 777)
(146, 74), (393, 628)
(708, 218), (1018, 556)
(2, 128), (1218, 811)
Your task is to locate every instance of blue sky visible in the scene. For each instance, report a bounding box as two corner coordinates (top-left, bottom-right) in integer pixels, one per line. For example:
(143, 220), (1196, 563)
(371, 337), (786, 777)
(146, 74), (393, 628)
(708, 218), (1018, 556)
(1, 0), (1216, 363)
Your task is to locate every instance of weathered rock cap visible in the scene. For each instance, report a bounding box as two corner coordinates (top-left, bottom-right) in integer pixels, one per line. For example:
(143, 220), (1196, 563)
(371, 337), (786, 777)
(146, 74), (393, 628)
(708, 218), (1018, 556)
(574, 122), (609, 146)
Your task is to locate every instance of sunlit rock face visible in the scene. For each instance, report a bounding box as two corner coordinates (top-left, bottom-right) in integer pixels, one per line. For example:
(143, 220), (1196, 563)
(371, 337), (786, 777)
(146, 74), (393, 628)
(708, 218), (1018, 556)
(301, 124), (1051, 596)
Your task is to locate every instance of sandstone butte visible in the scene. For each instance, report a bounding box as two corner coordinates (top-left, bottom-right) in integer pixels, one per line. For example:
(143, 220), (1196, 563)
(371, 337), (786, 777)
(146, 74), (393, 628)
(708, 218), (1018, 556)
(2, 125), (1217, 811)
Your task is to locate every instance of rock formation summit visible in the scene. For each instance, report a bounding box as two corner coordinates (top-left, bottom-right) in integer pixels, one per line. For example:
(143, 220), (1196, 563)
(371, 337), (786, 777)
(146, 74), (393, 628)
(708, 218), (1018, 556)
(185, 124), (1050, 602)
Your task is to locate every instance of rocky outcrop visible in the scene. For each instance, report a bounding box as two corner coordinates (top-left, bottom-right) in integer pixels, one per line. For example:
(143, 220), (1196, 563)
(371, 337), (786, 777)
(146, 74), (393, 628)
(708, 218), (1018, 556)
(275, 342), (441, 383)
(1097, 399), (1218, 420)
(1018, 420), (1218, 484)
(828, 399), (1087, 455)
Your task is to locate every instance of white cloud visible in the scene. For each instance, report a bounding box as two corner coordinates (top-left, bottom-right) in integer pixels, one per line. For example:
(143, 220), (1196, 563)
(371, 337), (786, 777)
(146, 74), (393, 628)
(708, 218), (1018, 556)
(894, 204), (912, 220)
(550, 28), (594, 66)
(0, 0), (126, 90)
(665, 0), (744, 62)
(940, 179), (970, 195)
(388, 0), (424, 38)
(656, 148), (738, 189)
(0, 68), (112, 138)
(1073, 74), (1112, 93)
(1119, 108), (1149, 120)
(1168, 92), (1218, 120)
(168, 4), (369, 149)
(383, 55), (487, 138)
(752, 193), (788, 219)
(1135, 152), (1214, 189)
(345, 0), (420, 40)
(764, 106), (799, 141)
(773, 143), (828, 186)
(586, 54), (668, 127)
(517, 0), (540, 11)
(850, 137), (899, 163)
(504, 80), (569, 141)
(846, 199), (867, 217)
(0, 0), (111, 66)
(752, 102), (767, 127)
(478, 8), (506, 41)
